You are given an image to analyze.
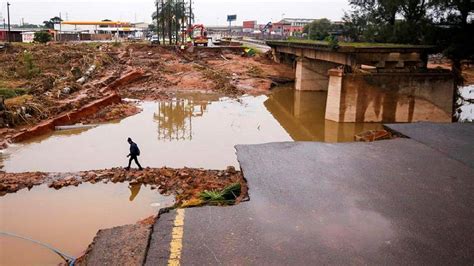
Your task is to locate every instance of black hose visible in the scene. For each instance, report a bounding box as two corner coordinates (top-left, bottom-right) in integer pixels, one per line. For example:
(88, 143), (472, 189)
(0, 231), (76, 265)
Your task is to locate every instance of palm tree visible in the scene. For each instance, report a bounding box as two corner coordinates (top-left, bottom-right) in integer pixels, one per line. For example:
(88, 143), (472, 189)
(152, 0), (192, 44)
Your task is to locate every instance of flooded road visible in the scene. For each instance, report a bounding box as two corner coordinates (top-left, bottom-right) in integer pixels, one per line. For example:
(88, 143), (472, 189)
(1, 88), (382, 172)
(0, 182), (173, 265)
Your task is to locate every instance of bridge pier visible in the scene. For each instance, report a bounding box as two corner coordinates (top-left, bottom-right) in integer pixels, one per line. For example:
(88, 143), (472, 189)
(268, 41), (455, 123)
(325, 69), (454, 123)
(295, 58), (338, 91)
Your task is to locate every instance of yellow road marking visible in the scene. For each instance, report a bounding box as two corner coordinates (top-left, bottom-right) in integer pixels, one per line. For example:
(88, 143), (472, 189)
(168, 208), (185, 266)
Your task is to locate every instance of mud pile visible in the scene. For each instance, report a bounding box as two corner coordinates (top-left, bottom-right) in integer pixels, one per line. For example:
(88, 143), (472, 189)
(116, 44), (294, 99)
(0, 43), (138, 143)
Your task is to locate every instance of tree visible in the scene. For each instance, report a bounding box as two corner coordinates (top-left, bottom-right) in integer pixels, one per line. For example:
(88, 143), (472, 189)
(43, 16), (63, 29)
(152, 0), (191, 44)
(303, 18), (333, 40)
(344, 0), (473, 85)
(17, 23), (40, 29)
(344, 0), (430, 43)
(34, 31), (52, 43)
(427, 0), (474, 84)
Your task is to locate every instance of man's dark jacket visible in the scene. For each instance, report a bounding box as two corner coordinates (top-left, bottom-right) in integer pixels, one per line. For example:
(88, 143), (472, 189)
(130, 142), (140, 156)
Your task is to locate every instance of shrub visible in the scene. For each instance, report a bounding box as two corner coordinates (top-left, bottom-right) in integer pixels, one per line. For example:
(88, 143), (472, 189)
(22, 51), (40, 78)
(0, 88), (30, 99)
(33, 31), (52, 44)
(324, 35), (340, 50)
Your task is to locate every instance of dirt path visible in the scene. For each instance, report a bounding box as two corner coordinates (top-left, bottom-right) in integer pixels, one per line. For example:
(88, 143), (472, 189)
(0, 166), (247, 205)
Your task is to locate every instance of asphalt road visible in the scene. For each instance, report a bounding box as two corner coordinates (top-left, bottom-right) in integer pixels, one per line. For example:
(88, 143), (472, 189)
(145, 137), (474, 265)
(385, 122), (474, 168)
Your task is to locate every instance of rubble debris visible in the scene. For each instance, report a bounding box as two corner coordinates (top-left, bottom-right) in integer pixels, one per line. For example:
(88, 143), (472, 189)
(0, 172), (47, 196)
(0, 167), (247, 206)
(354, 130), (393, 142)
(77, 65), (97, 84)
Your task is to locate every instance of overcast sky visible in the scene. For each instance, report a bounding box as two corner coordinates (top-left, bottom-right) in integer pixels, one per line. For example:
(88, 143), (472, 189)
(0, 0), (350, 26)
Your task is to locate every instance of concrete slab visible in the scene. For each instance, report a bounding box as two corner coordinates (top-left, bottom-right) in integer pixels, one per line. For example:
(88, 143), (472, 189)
(76, 223), (151, 265)
(147, 139), (474, 265)
(385, 122), (474, 168)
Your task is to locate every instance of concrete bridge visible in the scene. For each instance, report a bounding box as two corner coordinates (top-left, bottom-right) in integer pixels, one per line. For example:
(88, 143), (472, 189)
(267, 41), (455, 123)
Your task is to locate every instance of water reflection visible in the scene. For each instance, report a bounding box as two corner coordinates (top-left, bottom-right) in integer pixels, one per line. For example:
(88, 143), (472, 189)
(154, 100), (204, 141)
(265, 87), (383, 142)
(128, 184), (141, 201)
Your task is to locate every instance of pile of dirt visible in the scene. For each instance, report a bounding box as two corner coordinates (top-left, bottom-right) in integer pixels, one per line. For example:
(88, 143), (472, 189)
(0, 43), (123, 136)
(117, 43), (294, 99)
(0, 166), (247, 205)
(0, 171), (47, 196)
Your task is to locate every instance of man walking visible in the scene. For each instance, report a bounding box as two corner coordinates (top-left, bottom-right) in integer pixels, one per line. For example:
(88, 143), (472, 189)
(126, 137), (143, 170)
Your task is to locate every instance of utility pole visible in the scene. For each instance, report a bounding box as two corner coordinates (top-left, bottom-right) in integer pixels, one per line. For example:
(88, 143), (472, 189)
(59, 12), (62, 42)
(161, 0), (165, 44)
(181, 0), (185, 43)
(188, 0), (192, 27)
(7, 2), (11, 42)
(155, 0), (160, 40)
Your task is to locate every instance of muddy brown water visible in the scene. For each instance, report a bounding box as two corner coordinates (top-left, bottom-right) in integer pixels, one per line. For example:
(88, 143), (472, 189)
(0, 87), (381, 265)
(1, 87), (382, 172)
(0, 183), (173, 265)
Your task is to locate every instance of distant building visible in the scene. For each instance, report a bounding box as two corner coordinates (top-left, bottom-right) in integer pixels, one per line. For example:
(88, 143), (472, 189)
(243, 20), (257, 33)
(21, 32), (35, 43)
(132, 22), (149, 30)
(0, 29), (40, 42)
(276, 18), (315, 35)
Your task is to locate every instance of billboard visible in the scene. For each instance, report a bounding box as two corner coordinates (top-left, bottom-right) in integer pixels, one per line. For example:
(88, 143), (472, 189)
(243, 20), (257, 29)
(227, 15), (237, 22)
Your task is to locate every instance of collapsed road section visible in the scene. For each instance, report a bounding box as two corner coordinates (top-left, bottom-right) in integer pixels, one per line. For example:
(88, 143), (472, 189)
(144, 127), (473, 265)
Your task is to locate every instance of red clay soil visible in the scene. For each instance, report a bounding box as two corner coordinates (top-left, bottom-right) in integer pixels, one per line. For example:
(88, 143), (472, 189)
(117, 44), (294, 99)
(428, 60), (474, 85)
(0, 43), (294, 145)
(0, 166), (247, 205)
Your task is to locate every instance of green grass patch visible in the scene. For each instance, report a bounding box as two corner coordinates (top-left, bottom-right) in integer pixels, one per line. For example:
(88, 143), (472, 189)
(200, 183), (241, 205)
(0, 88), (30, 99)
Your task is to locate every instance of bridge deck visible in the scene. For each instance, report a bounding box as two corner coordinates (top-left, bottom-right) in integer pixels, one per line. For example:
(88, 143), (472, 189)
(266, 40), (435, 54)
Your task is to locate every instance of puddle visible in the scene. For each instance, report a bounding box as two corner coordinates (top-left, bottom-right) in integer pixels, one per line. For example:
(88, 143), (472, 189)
(0, 182), (173, 265)
(1, 88), (381, 173)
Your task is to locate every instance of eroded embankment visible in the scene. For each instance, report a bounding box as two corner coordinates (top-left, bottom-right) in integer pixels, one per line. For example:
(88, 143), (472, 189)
(0, 43), (294, 147)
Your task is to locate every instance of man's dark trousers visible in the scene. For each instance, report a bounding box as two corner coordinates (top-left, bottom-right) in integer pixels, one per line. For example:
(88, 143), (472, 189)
(128, 155), (143, 170)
